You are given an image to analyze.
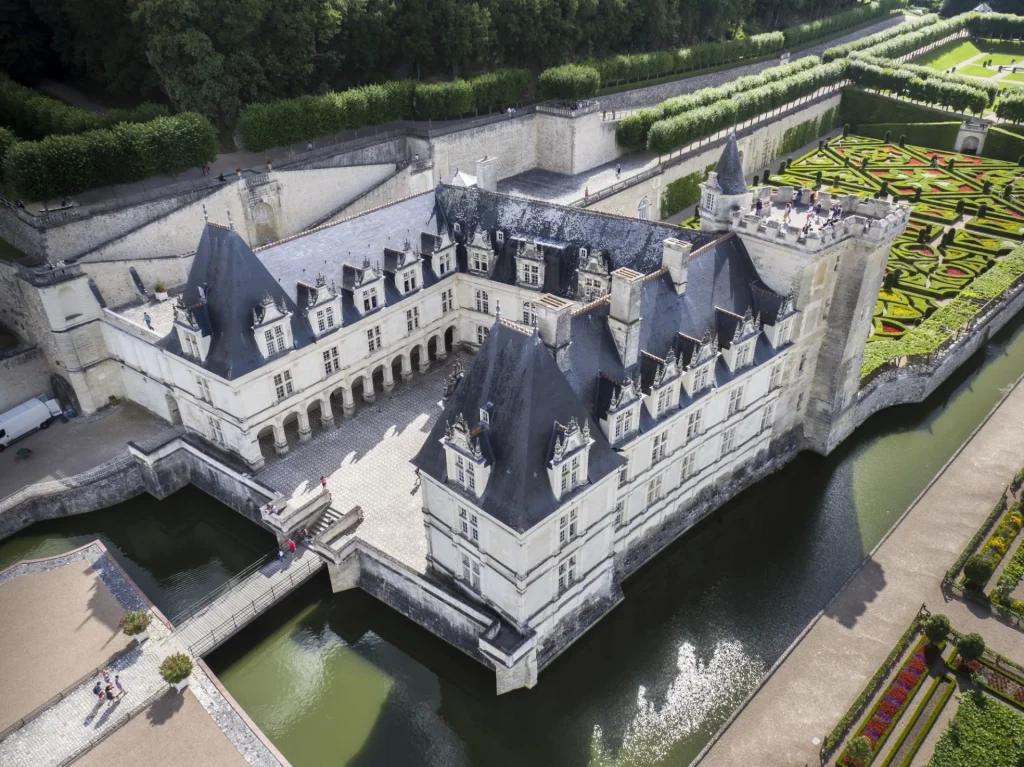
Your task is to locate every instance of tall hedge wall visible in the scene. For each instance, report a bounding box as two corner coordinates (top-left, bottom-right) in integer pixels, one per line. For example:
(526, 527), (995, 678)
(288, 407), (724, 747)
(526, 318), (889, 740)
(0, 127), (15, 172)
(538, 65), (601, 101)
(839, 87), (957, 130)
(856, 120), (961, 149)
(982, 125), (1024, 162)
(5, 112), (217, 201)
(0, 74), (168, 141)
(823, 14), (940, 62)
(847, 58), (990, 114)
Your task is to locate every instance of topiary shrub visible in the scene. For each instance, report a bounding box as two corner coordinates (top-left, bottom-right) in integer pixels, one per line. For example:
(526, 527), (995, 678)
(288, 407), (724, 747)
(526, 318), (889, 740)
(843, 123), (850, 137)
(883, 129), (891, 143)
(964, 552), (995, 588)
(899, 134), (907, 147)
(924, 613), (950, 645)
(119, 610), (151, 636)
(159, 653), (193, 684)
(958, 632), (986, 661)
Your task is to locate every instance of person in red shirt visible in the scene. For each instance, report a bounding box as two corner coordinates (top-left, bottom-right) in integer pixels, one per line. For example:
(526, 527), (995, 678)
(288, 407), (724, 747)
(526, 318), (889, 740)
(287, 539), (296, 554)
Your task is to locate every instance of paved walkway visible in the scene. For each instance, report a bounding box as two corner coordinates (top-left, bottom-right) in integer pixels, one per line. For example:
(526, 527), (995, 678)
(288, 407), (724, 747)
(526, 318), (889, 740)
(699, 373), (1024, 766)
(0, 403), (168, 503)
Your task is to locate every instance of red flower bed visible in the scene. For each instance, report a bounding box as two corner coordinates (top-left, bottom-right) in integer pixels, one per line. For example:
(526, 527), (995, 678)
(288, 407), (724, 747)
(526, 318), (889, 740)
(959, 185), (974, 192)
(947, 267), (966, 276)
(883, 324), (900, 333)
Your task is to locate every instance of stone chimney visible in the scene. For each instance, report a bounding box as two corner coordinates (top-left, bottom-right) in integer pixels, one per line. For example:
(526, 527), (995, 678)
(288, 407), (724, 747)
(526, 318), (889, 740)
(535, 295), (574, 372)
(476, 156), (498, 192)
(607, 267), (644, 366)
(661, 237), (691, 295)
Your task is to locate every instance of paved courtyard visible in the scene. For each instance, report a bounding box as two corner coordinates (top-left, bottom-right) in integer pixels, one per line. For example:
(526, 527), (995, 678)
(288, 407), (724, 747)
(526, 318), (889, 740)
(700, 374), (1024, 766)
(257, 352), (468, 574)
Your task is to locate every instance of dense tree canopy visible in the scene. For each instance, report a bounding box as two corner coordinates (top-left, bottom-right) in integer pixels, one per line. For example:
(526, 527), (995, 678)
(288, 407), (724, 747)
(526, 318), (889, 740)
(7, 0), (868, 125)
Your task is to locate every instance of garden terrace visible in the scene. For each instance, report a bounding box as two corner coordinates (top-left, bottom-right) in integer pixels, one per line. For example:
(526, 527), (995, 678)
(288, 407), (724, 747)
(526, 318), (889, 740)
(766, 134), (1024, 379)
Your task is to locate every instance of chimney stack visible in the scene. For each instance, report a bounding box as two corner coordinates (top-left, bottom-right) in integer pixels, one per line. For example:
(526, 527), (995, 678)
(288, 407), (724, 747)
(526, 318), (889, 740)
(661, 237), (691, 295)
(475, 156), (498, 192)
(535, 295), (574, 372)
(608, 267), (644, 366)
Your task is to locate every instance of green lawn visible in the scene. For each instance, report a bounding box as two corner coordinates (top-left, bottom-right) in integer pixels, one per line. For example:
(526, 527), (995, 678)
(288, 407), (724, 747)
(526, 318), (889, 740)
(959, 64), (999, 79)
(931, 693), (1024, 767)
(989, 52), (1024, 67)
(1004, 72), (1024, 84)
(914, 40), (983, 71)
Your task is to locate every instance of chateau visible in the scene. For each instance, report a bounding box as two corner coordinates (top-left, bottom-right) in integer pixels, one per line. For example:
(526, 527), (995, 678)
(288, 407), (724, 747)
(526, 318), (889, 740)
(6, 135), (910, 689)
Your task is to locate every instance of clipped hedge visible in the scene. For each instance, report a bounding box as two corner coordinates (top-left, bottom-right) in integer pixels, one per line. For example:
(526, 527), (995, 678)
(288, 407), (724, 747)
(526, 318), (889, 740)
(783, 0), (906, 48)
(538, 64), (601, 102)
(5, 112), (218, 200)
(0, 127), (15, 172)
(944, 493), (1010, 587)
(0, 74), (168, 141)
(997, 89), (1024, 124)
(839, 87), (956, 131)
(857, 15), (970, 61)
(856, 120), (961, 149)
(824, 14), (941, 62)
(982, 124), (1024, 162)
(238, 69), (531, 152)
(968, 11), (1024, 39)
(847, 58), (990, 114)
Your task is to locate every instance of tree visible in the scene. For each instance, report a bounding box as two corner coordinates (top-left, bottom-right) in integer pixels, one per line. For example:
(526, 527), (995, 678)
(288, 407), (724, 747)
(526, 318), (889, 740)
(923, 613), (950, 645)
(958, 632), (986, 661)
(964, 552), (994, 588)
(846, 735), (873, 767)
(538, 64), (600, 102)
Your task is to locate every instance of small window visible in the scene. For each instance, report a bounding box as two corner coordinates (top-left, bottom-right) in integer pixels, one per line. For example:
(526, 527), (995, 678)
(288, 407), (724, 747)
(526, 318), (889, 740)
(720, 426), (736, 457)
(273, 370), (294, 400)
(479, 408), (489, 426)
(496, 230), (504, 243)
(727, 386), (744, 417)
(406, 307), (420, 333)
(461, 552), (481, 591)
(646, 475), (663, 508)
(760, 402), (775, 434)
(476, 325), (489, 345)
(558, 508), (578, 547)
(680, 451), (696, 481)
(557, 554), (577, 594)
(323, 346), (340, 376)
(769, 363), (783, 390)
(580, 247), (588, 259)
(686, 409), (703, 441)
(454, 222), (462, 234)
(367, 325), (382, 352)
(442, 288), (454, 314)
(651, 432), (668, 464)
(615, 499), (627, 527)
(638, 198), (649, 221)
(618, 467), (628, 488)
(522, 301), (537, 326)
(797, 393), (805, 411)
(459, 508), (479, 544)
(475, 290), (489, 314)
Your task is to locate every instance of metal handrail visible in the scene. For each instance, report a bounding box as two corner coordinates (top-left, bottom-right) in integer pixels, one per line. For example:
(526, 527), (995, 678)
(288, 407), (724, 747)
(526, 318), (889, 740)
(188, 553), (324, 657)
(56, 685), (168, 767)
(168, 548), (280, 626)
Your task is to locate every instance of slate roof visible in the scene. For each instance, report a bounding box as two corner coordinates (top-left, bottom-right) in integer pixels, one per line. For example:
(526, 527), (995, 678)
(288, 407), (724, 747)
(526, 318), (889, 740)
(715, 133), (748, 196)
(171, 224), (314, 379)
(412, 320), (624, 533)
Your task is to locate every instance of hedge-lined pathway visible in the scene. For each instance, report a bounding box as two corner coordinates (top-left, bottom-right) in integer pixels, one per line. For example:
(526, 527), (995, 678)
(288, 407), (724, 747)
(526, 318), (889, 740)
(698, 373), (1024, 766)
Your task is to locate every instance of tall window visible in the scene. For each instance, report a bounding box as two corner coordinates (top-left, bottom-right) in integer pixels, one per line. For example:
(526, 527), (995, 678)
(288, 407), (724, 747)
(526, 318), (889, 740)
(406, 308), (420, 333)
(560, 455), (582, 494)
(720, 426), (737, 457)
(455, 455), (465, 485)
(522, 301), (537, 326)
(558, 554), (577, 594)
(438, 253), (452, 274)
(614, 408), (634, 440)
(477, 325), (489, 345)
(362, 288), (379, 312)
(702, 190), (716, 211)
(760, 402), (775, 434)
(694, 364), (711, 392)
(798, 353), (807, 373)
(455, 456), (476, 493)
(442, 288), (454, 314)
(521, 263), (540, 286)
(185, 334), (201, 358)
(651, 431), (668, 464)
(459, 508), (479, 544)
(727, 386), (744, 417)
(264, 326), (286, 355)
(686, 409), (703, 441)
(638, 198), (649, 220)
(657, 387), (672, 416)
(273, 370), (293, 400)
(582, 277), (604, 299)
(316, 307), (335, 332)
(475, 290), (489, 314)
(274, 325), (285, 352)
(461, 552), (481, 592)
(466, 463), (476, 492)
(779, 320), (792, 345)
(323, 346), (340, 376)
(208, 416), (225, 446)
(196, 375), (212, 403)
(769, 363), (783, 390)
(403, 271), (418, 292)
(615, 499), (627, 528)
(472, 253), (488, 272)
(646, 474), (663, 508)
(496, 230), (505, 243)
(735, 342), (751, 368)
(680, 451), (697, 482)
(558, 508), (578, 547)
(367, 325), (382, 352)
(618, 466), (628, 488)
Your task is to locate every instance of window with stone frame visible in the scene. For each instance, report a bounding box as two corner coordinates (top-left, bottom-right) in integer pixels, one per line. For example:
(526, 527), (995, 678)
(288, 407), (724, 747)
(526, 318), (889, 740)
(760, 402), (775, 434)
(618, 466), (628, 488)
(651, 431), (668, 464)
(520, 262), (541, 286)
(361, 288), (379, 312)
(646, 474), (663, 508)
(680, 450), (697, 482)
(454, 455), (476, 493)
(779, 320), (793, 345)
(475, 290), (489, 314)
(639, 198), (649, 220)
(323, 346), (340, 376)
(316, 307), (336, 333)
(582, 276), (605, 299)
(208, 416), (226, 446)
(185, 333), (201, 358)
(558, 508), (578, 547)
(367, 325), (382, 352)
(442, 288), (454, 314)
(727, 385), (744, 417)
(522, 301), (538, 326)
(702, 191), (716, 212)
(557, 554), (577, 594)
(496, 230), (505, 244)
(613, 408), (635, 441)
(453, 222), (462, 234)
(656, 386), (673, 417)
(560, 455), (582, 494)
(403, 270), (418, 293)
(685, 408), (703, 441)
(693, 363), (712, 393)
(273, 370), (294, 400)
(615, 498), (627, 528)
(406, 307), (420, 334)
(720, 426), (737, 457)
(196, 375), (212, 403)
(472, 253), (489, 273)
(476, 325), (489, 345)
(439, 253), (452, 274)
(459, 507), (479, 544)
(466, 462), (476, 492)
(461, 552), (481, 592)
(735, 342), (752, 369)
(769, 363), (783, 390)
(263, 325), (287, 355)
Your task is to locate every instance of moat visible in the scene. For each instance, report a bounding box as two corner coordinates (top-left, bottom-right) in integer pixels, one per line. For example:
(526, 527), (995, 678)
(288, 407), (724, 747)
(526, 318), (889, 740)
(4, 311), (1024, 766)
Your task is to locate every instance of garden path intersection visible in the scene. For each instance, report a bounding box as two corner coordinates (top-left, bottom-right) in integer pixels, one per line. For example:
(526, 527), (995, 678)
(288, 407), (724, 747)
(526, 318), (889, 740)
(699, 372), (1024, 766)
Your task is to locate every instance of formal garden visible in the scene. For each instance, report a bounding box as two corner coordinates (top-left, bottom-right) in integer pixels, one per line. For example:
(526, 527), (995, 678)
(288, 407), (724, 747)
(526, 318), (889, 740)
(912, 36), (1024, 89)
(824, 608), (1024, 767)
(679, 132), (1024, 380)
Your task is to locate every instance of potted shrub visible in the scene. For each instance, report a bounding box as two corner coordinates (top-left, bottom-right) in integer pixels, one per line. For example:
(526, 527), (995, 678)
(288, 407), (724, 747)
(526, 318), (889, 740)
(119, 610), (152, 643)
(159, 653), (193, 692)
(153, 280), (168, 301)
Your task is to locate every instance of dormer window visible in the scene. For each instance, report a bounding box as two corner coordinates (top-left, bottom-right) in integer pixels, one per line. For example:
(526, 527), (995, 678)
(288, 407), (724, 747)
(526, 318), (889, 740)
(403, 270), (418, 293)
(614, 409), (634, 440)
(692, 363), (712, 393)
(581, 276), (606, 299)
(778, 319), (793, 345)
(184, 333), (201, 359)
(734, 341), (753, 369)
(703, 191), (716, 211)
(443, 414), (491, 499)
(265, 326), (286, 354)
(496, 230), (504, 244)
(453, 222), (461, 234)
(580, 247), (588, 259)
(479, 408), (489, 426)
(437, 252), (453, 275)
(548, 418), (594, 501)
(315, 307), (335, 333)
(601, 375), (642, 445)
(362, 288), (379, 312)
(455, 455), (476, 492)
(471, 252), (489, 273)
(520, 262), (540, 286)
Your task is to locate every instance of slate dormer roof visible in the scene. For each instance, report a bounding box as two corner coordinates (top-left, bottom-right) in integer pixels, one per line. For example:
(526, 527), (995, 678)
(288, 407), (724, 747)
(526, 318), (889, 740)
(715, 133), (748, 196)
(172, 223), (313, 379)
(412, 319), (624, 533)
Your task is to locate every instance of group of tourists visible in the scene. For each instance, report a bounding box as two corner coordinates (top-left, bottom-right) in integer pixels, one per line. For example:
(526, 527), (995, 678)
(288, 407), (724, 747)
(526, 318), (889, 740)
(92, 668), (126, 706)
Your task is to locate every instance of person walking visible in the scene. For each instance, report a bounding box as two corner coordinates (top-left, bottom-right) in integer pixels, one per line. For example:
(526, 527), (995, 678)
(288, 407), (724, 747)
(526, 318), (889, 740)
(93, 681), (104, 702)
(115, 675), (127, 698)
(615, 164), (621, 179)
(105, 684), (116, 704)
(287, 538), (297, 554)
(101, 668), (111, 684)
(143, 312), (152, 330)
(320, 476), (327, 492)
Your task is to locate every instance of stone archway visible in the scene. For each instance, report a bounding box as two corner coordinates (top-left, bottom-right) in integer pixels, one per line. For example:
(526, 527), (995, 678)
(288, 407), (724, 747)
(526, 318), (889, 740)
(281, 412), (301, 448)
(961, 136), (980, 155)
(165, 393), (182, 425)
(50, 374), (79, 413)
(252, 201), (279, 244)
(306, 399), (323, 438)
(257, 424), (276, 463)
(428, 336), (439, 361)
(444, 325), (458, 352)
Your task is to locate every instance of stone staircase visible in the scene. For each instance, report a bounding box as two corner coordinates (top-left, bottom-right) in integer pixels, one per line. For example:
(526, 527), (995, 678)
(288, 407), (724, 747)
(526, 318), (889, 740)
(311, 506), (344, 537)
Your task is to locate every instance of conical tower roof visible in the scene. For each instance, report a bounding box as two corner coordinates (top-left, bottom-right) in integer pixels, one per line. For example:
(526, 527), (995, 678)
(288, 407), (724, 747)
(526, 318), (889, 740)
(715, 133), (747, 195)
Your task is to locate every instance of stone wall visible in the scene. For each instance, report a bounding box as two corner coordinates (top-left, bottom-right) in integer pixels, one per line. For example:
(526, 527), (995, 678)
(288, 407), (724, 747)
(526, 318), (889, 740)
(0, 262), (30, 343)
(431, 114), (539, 183)
(0, 347), (53, 412)
(297, 137), (409, 170)
(273, 163), (399, 234)
(0, 207), (44, 261)
(84, 254), (192, 307)
(322, 165), (435, 226)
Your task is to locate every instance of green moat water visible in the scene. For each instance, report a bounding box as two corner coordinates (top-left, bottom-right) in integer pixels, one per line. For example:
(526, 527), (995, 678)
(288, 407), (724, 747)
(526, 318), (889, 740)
(4, 313), (1024, 766)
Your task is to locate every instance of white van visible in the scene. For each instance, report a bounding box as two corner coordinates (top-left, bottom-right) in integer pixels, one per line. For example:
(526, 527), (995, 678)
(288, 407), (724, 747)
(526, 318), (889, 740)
(0, 396), (62, 451)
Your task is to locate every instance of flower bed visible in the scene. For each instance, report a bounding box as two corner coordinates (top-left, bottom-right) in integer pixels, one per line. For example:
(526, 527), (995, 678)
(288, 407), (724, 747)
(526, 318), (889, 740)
(879, 675), (954, 767)
(931, 691), (1024, 767)
(838, 638), (931, 766)
(944, 492), (1010, 588)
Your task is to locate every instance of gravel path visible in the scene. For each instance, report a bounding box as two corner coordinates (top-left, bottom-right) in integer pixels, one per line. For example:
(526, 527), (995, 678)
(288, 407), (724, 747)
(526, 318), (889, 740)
(598, 14), (907, 112)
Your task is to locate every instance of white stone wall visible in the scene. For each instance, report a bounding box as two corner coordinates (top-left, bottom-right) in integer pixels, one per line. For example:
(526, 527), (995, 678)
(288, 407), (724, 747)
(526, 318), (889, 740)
(569, 113), (626, 175)
(0, 348), (53, 412)
(82, 254), (192, 307)
(275, 164), (397, 233)
(323, 166), (435, 226)
(431, 115), (539, 183)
